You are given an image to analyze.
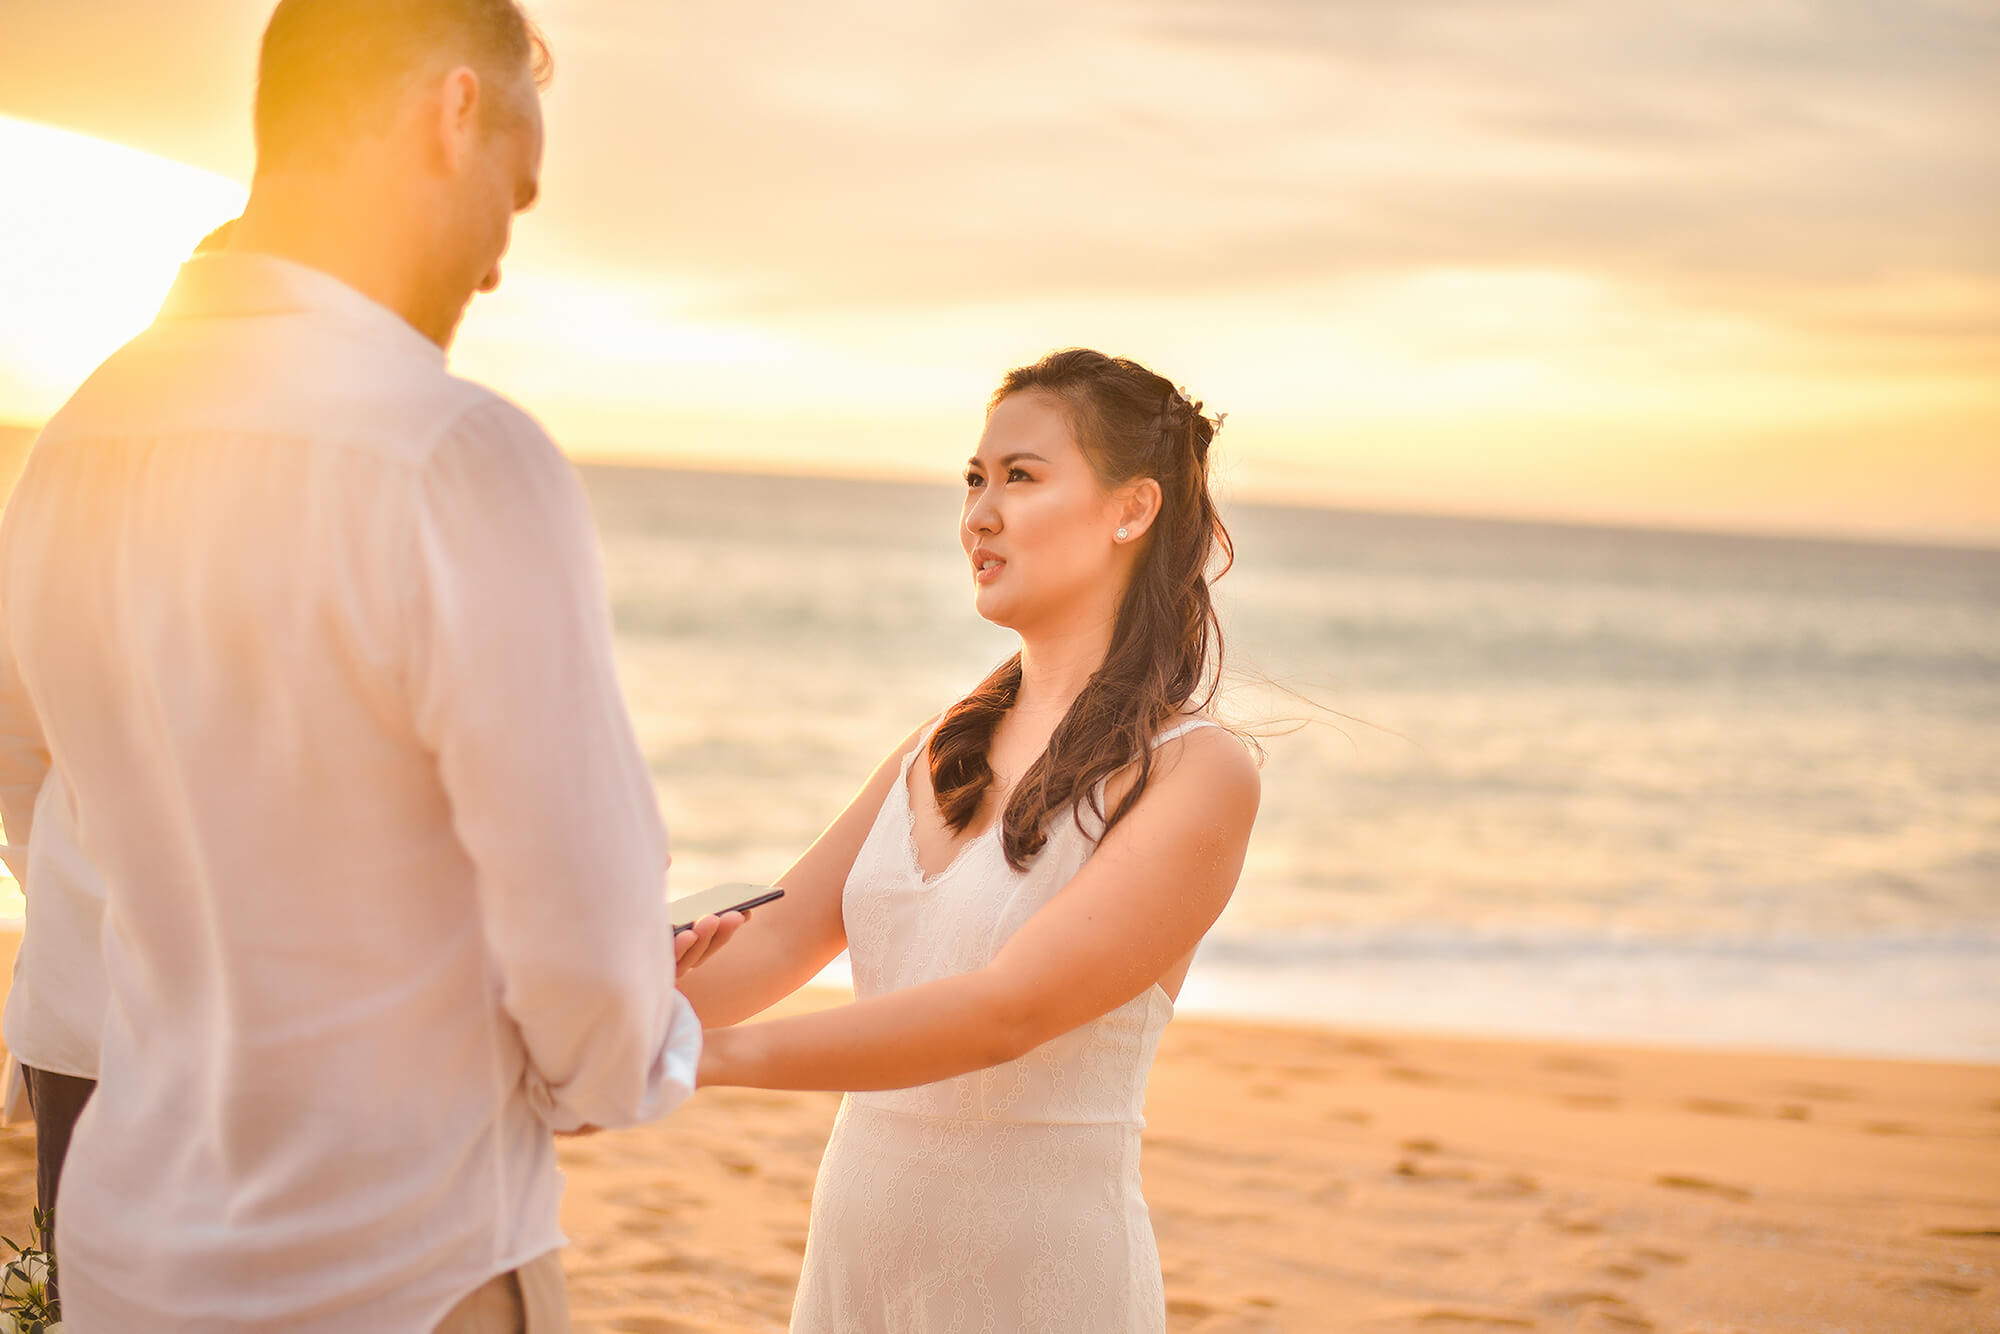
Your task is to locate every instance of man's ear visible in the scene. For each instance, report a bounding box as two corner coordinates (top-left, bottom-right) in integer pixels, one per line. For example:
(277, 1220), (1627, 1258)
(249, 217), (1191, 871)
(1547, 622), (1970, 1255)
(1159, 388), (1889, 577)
(433, 66), (483, 173)
(1117, 477), (1163, 542)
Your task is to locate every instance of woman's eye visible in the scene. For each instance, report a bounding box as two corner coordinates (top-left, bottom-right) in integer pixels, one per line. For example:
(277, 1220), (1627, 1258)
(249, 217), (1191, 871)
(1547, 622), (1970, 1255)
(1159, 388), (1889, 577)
(964, 471), (984, 488)
(1007, 468), (1031, 483)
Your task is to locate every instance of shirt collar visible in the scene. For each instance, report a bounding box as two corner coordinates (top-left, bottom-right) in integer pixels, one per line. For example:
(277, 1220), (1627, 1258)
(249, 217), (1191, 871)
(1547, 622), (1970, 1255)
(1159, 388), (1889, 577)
(158, 250), (446, 368)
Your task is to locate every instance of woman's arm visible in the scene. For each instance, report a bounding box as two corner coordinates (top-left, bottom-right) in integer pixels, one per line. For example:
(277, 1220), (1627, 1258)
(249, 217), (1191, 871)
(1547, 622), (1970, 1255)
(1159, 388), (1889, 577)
(673, 719), (933, 1027)
(698, 726), (1260, 1090)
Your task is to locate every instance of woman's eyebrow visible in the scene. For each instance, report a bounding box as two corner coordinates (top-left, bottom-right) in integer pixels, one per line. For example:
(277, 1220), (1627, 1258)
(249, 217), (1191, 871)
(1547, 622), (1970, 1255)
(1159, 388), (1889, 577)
(966, 452), (1049, 468)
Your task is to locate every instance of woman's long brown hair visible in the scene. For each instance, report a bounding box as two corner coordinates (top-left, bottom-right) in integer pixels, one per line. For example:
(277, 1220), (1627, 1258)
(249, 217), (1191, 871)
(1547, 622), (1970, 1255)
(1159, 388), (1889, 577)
(929, 348), (1234, 870)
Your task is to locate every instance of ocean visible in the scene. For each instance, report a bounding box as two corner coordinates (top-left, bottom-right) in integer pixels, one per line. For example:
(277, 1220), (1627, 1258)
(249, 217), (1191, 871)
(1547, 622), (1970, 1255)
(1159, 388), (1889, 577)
(581, 463), (2000, 1063)
(1, 452), (1992, 1062)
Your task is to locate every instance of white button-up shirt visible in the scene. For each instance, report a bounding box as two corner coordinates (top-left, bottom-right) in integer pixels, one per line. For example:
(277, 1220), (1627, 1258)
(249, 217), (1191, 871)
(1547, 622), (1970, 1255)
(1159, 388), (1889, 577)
(0, 252), (701, 1332)
(2, 768), (109, 1083)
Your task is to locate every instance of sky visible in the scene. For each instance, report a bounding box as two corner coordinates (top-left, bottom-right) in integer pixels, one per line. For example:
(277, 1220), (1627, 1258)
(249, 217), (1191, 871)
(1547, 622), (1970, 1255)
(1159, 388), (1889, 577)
(1, 0), (1995, 543)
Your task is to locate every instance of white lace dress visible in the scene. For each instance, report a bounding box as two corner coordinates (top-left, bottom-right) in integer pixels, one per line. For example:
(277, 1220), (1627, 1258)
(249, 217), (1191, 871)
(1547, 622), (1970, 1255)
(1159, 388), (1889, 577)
(790, 720), (1215, 1334)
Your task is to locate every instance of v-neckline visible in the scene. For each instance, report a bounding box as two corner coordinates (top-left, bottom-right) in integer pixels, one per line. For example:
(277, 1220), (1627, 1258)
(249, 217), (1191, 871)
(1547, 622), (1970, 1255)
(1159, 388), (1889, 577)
(900, 742), (1001, 886)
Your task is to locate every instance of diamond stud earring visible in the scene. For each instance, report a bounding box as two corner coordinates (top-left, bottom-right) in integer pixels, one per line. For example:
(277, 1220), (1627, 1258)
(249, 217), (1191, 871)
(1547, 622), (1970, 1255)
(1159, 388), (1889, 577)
(1116, 527), (1130, 541)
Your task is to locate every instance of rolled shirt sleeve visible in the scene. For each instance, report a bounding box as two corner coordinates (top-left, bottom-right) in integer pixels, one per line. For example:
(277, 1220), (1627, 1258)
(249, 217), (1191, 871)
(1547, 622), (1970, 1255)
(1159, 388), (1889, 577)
(407, 400), (698, 1132)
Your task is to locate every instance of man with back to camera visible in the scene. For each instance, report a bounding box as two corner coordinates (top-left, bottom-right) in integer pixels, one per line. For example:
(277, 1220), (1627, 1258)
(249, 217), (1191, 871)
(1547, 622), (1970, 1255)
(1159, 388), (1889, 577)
(0, 3), (737, 1329)
(0, 216), (238, 1309)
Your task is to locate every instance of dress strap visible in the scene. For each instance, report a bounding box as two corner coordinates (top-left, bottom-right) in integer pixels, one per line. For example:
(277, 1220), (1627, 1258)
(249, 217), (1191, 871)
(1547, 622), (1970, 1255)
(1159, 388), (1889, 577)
(1151, 717), (1220, 748)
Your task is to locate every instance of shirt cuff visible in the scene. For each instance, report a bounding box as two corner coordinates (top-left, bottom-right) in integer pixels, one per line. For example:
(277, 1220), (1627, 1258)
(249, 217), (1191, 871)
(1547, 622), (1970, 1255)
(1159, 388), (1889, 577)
(649, 987), (705, 1121)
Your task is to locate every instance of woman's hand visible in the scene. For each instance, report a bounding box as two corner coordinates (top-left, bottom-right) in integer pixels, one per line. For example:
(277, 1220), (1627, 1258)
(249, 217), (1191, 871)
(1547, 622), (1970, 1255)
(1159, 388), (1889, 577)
(557, 915), (745, 1136)
(674, 910), (746, 977)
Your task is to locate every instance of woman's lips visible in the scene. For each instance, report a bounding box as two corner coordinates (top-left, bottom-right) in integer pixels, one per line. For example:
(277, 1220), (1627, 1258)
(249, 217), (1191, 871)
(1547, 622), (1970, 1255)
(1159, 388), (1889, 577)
(975, 557), (1007, 586)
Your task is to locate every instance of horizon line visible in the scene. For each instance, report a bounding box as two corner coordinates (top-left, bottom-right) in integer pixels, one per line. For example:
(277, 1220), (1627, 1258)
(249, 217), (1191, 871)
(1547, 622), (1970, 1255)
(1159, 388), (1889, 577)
(4, 419), (1993, 557)
(568, 447), (2000, 559)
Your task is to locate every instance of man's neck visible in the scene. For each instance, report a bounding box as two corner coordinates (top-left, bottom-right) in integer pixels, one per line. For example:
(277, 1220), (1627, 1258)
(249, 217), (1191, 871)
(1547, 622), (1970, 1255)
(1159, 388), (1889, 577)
(228, 176), (442, 346)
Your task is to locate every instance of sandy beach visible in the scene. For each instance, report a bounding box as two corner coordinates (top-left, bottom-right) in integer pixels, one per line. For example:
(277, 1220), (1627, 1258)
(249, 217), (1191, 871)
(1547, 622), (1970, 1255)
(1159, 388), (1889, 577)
(5, 980), (1992, 1333)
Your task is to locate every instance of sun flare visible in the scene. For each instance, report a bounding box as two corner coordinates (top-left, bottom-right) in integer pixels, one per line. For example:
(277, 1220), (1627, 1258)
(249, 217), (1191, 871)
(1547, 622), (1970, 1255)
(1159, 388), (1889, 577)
(0, 115), (246, 421)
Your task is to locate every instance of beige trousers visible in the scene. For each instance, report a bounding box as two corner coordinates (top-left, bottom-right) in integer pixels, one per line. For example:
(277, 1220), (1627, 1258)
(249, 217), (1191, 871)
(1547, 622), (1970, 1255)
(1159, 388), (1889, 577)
(434, 1248), (571, 1334)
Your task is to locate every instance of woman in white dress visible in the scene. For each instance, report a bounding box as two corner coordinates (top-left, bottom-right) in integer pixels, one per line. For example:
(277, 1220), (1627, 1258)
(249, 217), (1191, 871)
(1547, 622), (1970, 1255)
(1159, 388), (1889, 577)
(678, 347), (1260, 1333)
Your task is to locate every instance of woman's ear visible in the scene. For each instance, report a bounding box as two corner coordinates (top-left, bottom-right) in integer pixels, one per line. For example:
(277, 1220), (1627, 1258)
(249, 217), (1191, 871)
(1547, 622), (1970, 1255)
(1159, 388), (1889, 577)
(1115, 477), (1163, 543)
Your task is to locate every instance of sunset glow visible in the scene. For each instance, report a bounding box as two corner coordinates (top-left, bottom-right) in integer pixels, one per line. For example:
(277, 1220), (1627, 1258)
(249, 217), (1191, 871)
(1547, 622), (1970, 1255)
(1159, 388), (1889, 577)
(2, 2), (1994, 544)
(0, 117), (246, 418)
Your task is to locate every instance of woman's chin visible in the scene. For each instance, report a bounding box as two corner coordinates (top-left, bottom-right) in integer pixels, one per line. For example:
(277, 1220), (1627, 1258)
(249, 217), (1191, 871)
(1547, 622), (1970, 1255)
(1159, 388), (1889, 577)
(972, 585), (1023, 629)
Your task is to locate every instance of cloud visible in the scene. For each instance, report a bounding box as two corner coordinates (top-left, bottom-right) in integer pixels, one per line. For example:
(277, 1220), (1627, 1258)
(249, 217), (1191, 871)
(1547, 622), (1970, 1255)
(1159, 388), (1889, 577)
(7, 1), (1989, 325)
(1, 1), (1992, 541)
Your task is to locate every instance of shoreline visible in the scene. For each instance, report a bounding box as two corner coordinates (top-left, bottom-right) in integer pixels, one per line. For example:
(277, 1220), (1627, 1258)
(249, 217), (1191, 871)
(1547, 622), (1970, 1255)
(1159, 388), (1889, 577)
(0, 912), (1992, 1064)
(815, 949), (2000, 1067)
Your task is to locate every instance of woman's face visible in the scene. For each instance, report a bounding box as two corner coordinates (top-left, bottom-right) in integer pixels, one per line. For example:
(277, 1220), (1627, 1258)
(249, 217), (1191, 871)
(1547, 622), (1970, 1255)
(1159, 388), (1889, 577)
(961, 391), (1131, 633)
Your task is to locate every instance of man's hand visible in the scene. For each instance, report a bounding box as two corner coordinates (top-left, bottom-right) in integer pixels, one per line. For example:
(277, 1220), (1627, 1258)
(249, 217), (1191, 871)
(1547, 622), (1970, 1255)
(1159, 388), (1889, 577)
(556, 910), (750, 1138)
(674, 909), (746, 977)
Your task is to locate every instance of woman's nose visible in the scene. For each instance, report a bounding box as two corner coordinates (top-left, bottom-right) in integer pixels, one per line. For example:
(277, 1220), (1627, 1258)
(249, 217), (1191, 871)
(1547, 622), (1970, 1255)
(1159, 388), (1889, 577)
(965, 491), (1001, 535)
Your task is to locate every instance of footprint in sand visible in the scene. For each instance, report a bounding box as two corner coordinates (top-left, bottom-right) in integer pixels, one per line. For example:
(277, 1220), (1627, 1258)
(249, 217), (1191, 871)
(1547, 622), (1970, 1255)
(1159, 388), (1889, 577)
(1413, 1308), (1537, 1328)
(1781, 1081), (1855, 1102)
(1395, 1158), (1475, 1183)
(632, 1253), (703, 1276)
(1538, 1292), (1657, 1332)
(1166, 1295), (1219, 1320)
(1543, 1055), (1618, 1077)
(1583, 1311), (1656, 1331)
(1653, 1173), (1753, 1203)
(1902, 1276), (1984, 1298)
(1542, 1210), (1605, 1235)
(1631, 1246), (1688, 1266)
(1924, 1226), (2000, 1239)
(1330, 1107), (1374, 1126)
(1400, 1137), (1443, 1153)
(1472, 1173), (1541, 1201)
(1559, 1093), (1622, 1111)
(605, 1181), (697, 1210)
(1683, 1098), (1757, 1118)
(1400, 1243), (1467, 1262)
(1861, 1120), (1921, 1136)
(1308, 1179), (1350, 1206)
(1383, 1065), (1442, 1085)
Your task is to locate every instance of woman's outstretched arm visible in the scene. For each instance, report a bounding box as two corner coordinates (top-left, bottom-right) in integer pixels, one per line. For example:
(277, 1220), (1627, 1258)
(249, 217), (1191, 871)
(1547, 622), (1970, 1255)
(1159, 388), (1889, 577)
(697, 725), (1259, 1090)
(673, 720), (932, 1027)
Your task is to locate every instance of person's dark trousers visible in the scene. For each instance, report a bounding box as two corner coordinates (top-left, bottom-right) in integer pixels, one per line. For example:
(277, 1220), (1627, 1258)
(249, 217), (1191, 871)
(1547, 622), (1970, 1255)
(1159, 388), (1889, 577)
(22, 1064), (95, 1301)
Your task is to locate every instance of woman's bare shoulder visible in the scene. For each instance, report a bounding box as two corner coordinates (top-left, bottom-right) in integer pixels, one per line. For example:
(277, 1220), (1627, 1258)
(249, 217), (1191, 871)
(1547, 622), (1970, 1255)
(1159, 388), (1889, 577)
(1101, 714), (1260, 817)
(1159, 716), (1260, 793)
